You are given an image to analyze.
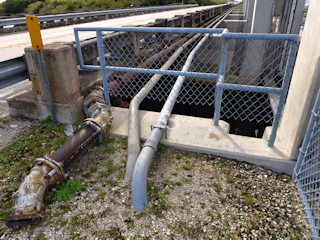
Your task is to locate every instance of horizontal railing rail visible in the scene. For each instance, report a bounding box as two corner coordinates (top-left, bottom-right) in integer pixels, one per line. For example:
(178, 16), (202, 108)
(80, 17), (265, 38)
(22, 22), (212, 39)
(75, 26), (298, 148)
(0, 4), (198, 27)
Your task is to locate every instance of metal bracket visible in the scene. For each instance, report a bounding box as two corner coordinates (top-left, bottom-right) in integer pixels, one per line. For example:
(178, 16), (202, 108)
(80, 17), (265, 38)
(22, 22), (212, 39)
(312, 110), (319, 118)
(298, 147), (305, 155)
(149, 124), (169, 139)
(30, 75), (41, 95)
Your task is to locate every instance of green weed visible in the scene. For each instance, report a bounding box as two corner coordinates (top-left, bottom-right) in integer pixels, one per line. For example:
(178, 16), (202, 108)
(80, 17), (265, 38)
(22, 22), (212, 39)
(183, 164), (191, 170)
(53, 179), (86, 201)
(245, 194), (254, 205)
(0, 117), (9, 123)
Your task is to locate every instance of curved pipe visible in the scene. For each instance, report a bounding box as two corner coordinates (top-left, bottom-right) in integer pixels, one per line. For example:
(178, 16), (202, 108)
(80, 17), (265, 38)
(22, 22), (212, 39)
(125, 33), (201, 182)
(131, 8), (233, 211)
(125, 8), (232, 182)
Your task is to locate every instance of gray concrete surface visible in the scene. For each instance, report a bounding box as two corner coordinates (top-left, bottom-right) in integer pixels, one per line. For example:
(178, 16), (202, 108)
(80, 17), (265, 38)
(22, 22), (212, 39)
(0, 79), (31, 118)
(109, 107), (296, 175)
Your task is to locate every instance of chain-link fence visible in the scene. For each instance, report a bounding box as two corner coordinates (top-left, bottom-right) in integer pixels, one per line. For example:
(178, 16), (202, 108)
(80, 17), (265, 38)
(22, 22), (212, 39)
(293, 90), (320, 240)
(74, 27), (298, 146)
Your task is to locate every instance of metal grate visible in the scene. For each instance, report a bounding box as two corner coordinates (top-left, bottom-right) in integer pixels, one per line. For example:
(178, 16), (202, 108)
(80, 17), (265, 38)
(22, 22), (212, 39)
(74, 27), (298, 146)
(293, 90), (320, 240)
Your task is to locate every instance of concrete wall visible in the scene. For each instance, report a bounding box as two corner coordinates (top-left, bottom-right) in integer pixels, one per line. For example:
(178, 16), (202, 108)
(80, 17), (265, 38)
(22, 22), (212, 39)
(275, 0), (320, 159)
(251, 0), (274, 33)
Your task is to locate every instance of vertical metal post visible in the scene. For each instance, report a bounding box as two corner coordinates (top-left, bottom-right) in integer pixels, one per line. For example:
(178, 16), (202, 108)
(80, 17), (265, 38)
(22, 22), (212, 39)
(268, 38), (298, 147)
(74, 29), (84, 68)
(213, 36), (228, 126)
(37, 49), (57, 123)
(293, 90), (320, 180)
(239, 39), (248, 76)
(96, 31), (111, 109)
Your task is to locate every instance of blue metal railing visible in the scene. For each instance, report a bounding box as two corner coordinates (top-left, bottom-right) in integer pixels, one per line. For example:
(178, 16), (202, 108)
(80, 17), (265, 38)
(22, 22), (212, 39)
(213, 32), (299, 147)
(74, 27), (224, 109)
(293, 89), (320, 240)
(74, 27), (298, 147)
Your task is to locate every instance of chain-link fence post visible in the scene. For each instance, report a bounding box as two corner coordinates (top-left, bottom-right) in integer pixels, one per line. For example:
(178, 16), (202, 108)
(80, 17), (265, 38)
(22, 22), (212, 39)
(97, 31), (111, 109)
(214, 31), (228, 126)
(268, 36), (298, 147)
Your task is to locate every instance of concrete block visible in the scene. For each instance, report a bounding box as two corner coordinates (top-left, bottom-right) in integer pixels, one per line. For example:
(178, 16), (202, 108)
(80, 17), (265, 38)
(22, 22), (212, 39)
(8, 90), (84, 124)
(24, 44), (81, 104)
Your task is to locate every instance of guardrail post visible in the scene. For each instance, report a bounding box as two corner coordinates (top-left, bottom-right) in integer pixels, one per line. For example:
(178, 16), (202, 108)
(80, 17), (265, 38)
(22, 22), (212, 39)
(187, 13), (195, 27)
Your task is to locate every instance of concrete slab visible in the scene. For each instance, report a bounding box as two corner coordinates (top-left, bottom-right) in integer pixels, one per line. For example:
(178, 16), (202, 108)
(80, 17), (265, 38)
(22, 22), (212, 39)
(109, 107), (296, 175)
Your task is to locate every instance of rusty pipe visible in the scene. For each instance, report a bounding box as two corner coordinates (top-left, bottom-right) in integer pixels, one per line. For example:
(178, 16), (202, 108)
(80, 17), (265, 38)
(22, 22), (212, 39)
(108, 10), (230, 97)
(6, 86), (112, 228)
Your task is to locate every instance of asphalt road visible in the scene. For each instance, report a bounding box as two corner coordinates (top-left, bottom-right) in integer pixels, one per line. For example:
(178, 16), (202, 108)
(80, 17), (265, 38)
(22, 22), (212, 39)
(0, 5), (216, 62)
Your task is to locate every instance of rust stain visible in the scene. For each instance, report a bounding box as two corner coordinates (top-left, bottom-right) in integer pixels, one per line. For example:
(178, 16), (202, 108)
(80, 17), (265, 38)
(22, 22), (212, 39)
(208, 132), (218, 140)
(167, 117), (179, 131)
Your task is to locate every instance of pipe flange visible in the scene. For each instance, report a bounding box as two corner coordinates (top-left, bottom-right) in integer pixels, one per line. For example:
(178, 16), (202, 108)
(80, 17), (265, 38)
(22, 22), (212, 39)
(81, 119), (104, 141)
(32, 157), (66, 182)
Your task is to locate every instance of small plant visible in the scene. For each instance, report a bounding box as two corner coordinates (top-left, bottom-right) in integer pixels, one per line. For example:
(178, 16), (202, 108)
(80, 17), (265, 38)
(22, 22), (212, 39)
(159, 146), (168, 151)
(53, 179), (86, 201)
(245, 194), (254, 205)
(175, 181), (182, 186)
(175, 153), (183, 159)
(0, 117), (9, 123)
(183, 164), (191, 170)
(105, 145), (116, 153)
(73, 120), (82, 127)
(104, 137), (116, 144)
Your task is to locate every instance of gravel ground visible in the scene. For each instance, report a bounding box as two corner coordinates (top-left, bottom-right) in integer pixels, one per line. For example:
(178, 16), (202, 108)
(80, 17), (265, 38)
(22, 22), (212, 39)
(0, 117), (34, 151)
(0, 117), (311, 239)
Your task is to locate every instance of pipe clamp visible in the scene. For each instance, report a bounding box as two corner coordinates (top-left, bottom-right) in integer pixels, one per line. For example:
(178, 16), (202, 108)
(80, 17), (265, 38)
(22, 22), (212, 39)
(149, 123), (169, 139)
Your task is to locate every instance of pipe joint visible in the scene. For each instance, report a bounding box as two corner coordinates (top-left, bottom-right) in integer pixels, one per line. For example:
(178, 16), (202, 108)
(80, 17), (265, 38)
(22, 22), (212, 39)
(143, 137), (160, 152)
(82, 102), (112, 142)
(82, 86), (113, 142)
(33, 157), (66, 183)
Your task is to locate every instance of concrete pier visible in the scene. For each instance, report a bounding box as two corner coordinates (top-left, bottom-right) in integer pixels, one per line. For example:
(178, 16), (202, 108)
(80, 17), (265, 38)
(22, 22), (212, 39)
(275, 0), (320, 159)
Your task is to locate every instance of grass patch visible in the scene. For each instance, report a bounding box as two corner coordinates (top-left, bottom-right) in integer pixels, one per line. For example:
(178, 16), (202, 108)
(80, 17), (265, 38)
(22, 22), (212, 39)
(53, 179), (86, 201)
(0, 117), (9, 123)
(105, 145), (116, 153)
(245, 194), (254, 205)
(183, 164), (191, 170)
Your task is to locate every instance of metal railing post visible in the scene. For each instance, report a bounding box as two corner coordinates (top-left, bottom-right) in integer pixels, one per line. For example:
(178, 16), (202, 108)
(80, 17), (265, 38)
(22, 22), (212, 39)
(96, 31), (111, 109)
(213, 31), (228, 126)
(268, 37), (298, 147)
(37, 50), (57, 123)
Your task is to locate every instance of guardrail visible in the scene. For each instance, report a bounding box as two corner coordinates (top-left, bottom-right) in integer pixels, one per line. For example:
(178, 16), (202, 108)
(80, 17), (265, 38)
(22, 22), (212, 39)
(0, 57), (26, 81)
(0, 4), (198, 28)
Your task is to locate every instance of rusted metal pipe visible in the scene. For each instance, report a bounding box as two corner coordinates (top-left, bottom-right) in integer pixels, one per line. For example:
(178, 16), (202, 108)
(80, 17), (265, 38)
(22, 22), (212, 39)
(6, 86), (112, 228)
(108, 10), (230, 97)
